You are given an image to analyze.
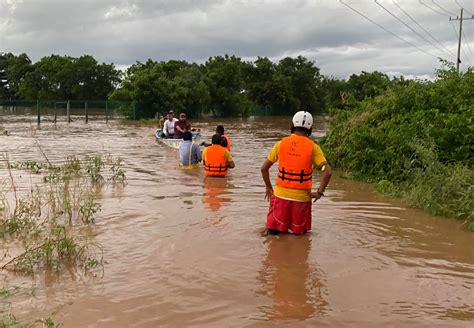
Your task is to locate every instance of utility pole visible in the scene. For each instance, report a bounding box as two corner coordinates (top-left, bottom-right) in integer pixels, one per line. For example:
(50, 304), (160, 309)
(450, 8), (474, 72)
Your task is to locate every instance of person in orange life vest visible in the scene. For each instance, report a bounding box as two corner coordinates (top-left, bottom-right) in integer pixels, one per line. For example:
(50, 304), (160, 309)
(202, 134), (235, 177)
(260, 111), (332, 235)
(216, 125), (231, 152)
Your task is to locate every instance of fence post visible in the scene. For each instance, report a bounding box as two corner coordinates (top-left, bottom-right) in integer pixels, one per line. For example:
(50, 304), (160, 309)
(105, 100), (109, 123)
(67, 100), (71, 123)
(85, 101), (88, 124)
(53, 102), (57, 124)
(37, 100), (40, 126)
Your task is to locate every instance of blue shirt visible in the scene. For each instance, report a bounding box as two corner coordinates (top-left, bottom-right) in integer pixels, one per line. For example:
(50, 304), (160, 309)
(179, 141), (202, 166)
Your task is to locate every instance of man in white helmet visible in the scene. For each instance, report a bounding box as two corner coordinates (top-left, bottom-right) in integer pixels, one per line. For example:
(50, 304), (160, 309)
(261, 111), (332, 235)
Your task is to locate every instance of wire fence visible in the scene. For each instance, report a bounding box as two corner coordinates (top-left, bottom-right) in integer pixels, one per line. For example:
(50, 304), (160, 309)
(0, 100), (134, 124)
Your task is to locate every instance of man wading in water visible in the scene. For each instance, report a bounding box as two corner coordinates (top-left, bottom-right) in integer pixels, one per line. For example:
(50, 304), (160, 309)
(261, 111), (332, 235)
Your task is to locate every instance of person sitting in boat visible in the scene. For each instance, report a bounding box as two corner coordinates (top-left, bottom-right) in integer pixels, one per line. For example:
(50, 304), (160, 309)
(202, 134), (235, 177)
(178, 131), (202, 168)
(163, 111), (178, 138)
(174, 112), (191, 139)
(216, 125), (231, 152)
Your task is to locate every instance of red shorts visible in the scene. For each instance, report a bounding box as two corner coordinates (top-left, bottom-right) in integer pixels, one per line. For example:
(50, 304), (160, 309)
(266, 195), (312, 235)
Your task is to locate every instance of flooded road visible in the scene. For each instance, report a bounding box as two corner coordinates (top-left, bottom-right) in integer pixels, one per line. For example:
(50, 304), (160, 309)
(1, 117), (473, 327)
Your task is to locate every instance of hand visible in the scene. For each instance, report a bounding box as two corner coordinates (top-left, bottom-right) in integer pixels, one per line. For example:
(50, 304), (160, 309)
(311, 191), (322, 203)
(265, 187), (273, 201)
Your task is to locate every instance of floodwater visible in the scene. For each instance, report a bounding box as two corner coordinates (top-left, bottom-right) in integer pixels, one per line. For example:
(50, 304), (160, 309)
(0, 116), (473, 327)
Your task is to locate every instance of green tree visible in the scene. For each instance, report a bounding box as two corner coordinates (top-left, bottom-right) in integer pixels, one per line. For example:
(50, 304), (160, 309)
(18, 54), (120, 100)
(0, 52), (33, 99)
(110, 60), (210, 119)
(204, 55), (250, 117)
(346, 71), (391, 101)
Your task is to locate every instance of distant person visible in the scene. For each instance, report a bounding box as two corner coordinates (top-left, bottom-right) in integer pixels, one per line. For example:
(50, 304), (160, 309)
(261, 111), (332, 236)
(158, 113), (166, 129)
(216, 125), (231, 152)
(162, 111), (178, 138)
(179, 131), (202, 168)
(174, 112), (191, 139)
(202, 134), (235, 177)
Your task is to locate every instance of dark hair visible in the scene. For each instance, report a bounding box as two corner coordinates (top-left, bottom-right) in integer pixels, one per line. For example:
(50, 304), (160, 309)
(290, 124), (312, 136)
(211, 134), (222, 145)
(216, 125), (224, 135)
(183, 131), (193, 141)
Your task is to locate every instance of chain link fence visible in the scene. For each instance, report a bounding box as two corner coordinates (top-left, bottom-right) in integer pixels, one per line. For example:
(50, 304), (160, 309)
(0, 100), (134, 124)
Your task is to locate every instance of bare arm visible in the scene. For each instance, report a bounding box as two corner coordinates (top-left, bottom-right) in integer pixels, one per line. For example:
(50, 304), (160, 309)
(261, 159), (274, 201)
(311, 162), (332, 202)
(227, 160), (235, 169)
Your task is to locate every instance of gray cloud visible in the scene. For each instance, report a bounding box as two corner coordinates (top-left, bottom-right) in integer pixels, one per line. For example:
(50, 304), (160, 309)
(1, 0), (473, 78)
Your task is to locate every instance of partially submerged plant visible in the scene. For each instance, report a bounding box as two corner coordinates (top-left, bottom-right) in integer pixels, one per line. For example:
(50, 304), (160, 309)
(0, 152), (125, 274)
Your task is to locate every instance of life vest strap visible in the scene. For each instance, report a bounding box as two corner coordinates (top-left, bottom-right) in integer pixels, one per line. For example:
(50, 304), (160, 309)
(205, 163), (227, 172)
(278, 167), (312, 183)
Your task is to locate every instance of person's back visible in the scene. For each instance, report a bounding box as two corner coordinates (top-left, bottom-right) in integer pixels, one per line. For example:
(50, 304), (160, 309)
(179, 131), (201, 168)
(203, 134), (234, 177)
(261, 111), (332, 236)
(216, 125), (231, 152)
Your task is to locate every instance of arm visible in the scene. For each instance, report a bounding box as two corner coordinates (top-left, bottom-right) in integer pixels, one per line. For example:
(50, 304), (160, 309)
(311, 162), (332, 202)
(225, 150), (235, 169)
(195, 145), (202, 162)
(261, 159), (275, 201)
(162, 122), (168, 136)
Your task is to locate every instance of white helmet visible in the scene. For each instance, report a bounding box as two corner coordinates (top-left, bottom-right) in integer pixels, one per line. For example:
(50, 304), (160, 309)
(292, 111), (313, 129)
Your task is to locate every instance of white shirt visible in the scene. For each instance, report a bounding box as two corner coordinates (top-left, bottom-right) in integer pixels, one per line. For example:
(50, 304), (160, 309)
(163, 118), (178, 136)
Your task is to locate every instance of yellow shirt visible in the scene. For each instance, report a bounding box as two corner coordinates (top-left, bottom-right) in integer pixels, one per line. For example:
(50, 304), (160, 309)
(268, 136), (326, 202)
(202, 146), (233, 163)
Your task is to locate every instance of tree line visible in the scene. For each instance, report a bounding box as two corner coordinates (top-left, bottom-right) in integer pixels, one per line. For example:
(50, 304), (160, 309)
(1, 52), (408, 118)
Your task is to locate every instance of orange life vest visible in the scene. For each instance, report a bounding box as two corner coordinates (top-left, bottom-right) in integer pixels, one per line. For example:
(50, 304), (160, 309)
(276, 135), (314, 190)
(223, 134), (231, 152)
(204, 145), (228, 177)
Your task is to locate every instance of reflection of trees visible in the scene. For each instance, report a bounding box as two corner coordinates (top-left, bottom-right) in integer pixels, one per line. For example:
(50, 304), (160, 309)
(258, 235), (327, 321)
(202, 177), (231, 212)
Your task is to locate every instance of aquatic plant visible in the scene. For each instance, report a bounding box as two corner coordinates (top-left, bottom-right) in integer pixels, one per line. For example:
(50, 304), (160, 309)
(0, 153), (125, 273)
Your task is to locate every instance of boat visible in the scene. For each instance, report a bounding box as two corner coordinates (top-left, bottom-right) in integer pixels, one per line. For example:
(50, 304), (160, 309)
(155, 129), (202, 149)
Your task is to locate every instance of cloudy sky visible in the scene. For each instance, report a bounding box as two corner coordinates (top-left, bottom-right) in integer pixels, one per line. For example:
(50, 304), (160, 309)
(1, 0), (473, 78)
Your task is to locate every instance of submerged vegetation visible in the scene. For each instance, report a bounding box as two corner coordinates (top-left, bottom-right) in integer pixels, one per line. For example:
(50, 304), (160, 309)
(0, 153), (126, 273)
(0, 152), (126, 326)
(321, 65), (474, 230)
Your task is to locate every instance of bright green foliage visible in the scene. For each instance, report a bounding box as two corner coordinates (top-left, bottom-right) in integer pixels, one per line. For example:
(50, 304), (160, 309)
(322, 66), (474, 226)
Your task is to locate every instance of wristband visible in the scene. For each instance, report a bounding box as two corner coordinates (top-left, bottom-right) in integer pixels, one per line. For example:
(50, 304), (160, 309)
(317, 190), (324, 197)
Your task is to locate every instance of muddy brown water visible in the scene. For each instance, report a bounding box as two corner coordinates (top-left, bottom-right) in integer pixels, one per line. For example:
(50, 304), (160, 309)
(0, 117), (473, 327)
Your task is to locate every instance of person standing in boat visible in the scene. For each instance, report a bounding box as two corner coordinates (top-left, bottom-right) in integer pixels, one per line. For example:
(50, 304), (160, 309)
(179, 131), (202, 168)
(202, 134), (235, 177)
(260, 111), (332, 236)
(174, 112), (192, 139)
(162, 111), (178, 138)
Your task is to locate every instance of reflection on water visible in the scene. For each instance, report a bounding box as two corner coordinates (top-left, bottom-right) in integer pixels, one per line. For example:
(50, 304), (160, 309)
(258, 235), (327, 321)
(202, 177), (231, 212)
(0, 117), (472, 327)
